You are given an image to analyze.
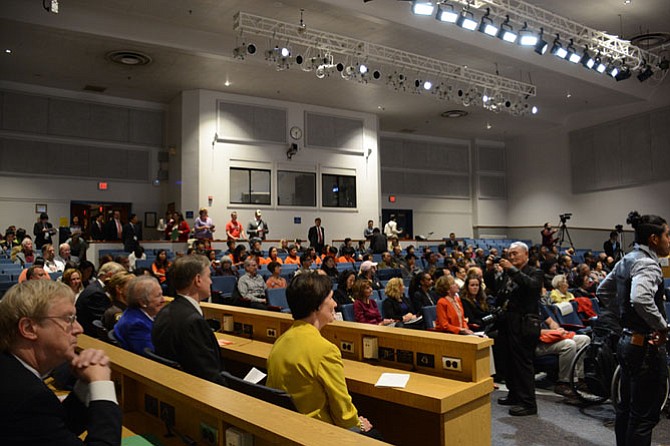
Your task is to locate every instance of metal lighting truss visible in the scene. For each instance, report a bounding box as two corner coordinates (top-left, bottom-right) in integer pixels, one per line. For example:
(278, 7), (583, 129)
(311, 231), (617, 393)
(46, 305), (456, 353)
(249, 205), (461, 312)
(450, 0), (665, 75)
(234, 12), (537, 115)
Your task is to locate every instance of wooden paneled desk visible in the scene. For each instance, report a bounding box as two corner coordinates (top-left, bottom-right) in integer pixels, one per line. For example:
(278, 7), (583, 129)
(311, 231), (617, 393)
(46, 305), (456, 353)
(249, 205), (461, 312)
(216, 333), (493, 446)
(78, 335), (386, 446)
(202, 302), (493, 383)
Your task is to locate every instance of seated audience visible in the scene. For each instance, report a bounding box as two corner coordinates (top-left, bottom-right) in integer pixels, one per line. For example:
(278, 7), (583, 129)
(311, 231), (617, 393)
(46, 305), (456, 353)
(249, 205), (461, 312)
(266, 272), (376, 436)
(410, 272), (437, 313)
(42, 243), (64, 273)
(337, 246), (356, 264)
(128, 246), (146, 272)
(13, 237), (35, 266)
(114, 276), (165, 355)
(333, 270), (356, 311)
(353, 279), (394, 326)
(260, 246), (283, 265)
(295, 252), (314, 276)
(435, 275), (473, 335)
(237, 258), (268, 308)
(151, 249), (171, 284)
(284, 245), (300, 265)
(62, 268), (85, 300)
(152, 254), (226, 384)
(266, 261), (287, 289)
(549, 274), (575, 304)
(320, 255), (339, 279)
(76, 262), (126, 336)
(0, 280), (122, 445)
(358, 260), (382, 290)
(382, 278), (421, 327)
(101, 272), (133, 331)
(460, 275), (490, 328)
(218, 256), (238, 277)
(22, 263), (49, 282)
(57, 243), (79, 268)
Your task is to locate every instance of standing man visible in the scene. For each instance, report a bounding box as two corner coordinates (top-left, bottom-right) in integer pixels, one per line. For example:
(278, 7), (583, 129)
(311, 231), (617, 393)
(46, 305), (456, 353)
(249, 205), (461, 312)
(541, 222), (558, 248)
(383, 215), (402, 250)
(224, 211), (246, 242)
(308, 218), (325, 255)
(152, 255), (225, 385)
(596, 211), (669, 446)
(122, 214), (142, 253)
(91, 213), (105, 241)
(496, 241), (543, 416)
(603, 230), (621, 259)
(0, 280), (122, 446)
(104, 210), (123, 242)
(33, 212), (57, 250)
(247, 210), (269, 241)
(364, 220), (375, 241)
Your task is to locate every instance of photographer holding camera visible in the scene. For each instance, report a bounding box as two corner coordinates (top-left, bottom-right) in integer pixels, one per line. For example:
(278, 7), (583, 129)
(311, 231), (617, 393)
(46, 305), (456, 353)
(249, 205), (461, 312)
(496, 241), (543, 416)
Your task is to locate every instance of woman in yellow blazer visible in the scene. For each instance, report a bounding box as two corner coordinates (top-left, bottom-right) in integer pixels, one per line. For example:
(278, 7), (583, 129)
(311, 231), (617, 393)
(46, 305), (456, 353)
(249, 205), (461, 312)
(267, 271), (376, 435)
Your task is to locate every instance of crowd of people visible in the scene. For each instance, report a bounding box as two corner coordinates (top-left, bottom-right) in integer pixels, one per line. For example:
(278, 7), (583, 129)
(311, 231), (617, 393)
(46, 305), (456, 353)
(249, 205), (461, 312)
(0, 208), (667, 445)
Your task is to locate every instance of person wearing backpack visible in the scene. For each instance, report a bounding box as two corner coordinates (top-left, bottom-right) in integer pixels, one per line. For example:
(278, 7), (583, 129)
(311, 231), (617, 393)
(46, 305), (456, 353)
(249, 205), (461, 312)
(596, 211), (669, 446)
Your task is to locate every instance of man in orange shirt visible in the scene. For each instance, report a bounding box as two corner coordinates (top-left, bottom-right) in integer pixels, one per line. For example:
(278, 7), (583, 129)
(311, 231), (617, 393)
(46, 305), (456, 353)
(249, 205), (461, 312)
(225, 211), (246, 241)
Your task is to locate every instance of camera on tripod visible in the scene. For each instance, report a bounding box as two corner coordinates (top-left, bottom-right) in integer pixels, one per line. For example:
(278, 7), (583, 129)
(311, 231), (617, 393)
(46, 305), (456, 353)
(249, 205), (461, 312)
(615, 224), (624, 233)
(559, 213), (572, 224)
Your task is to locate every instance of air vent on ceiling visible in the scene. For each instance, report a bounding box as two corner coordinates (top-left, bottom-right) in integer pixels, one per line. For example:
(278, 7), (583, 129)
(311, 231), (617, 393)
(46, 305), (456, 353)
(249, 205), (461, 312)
(83, 85), (107, 93)
(398, 128), (417, 133)
(105, 50), (153, 66)
(441, 110), (468, 118)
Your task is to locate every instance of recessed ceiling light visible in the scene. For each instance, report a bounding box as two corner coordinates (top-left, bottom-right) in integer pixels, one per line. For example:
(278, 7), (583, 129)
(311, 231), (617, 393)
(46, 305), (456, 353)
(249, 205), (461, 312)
(4, 49), (11, 54)
(566, 92), (572, 98)
(106, 50), (152, 66)
(440, 110), (468, 118)
(486, 122), (492, 129)
(224, 80), (231, 87)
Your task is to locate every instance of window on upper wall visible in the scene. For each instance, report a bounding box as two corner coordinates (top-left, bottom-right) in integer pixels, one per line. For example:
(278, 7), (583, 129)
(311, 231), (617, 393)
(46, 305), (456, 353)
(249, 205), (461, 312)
(322, 174), (357, 208)
(277, 171), (316, 207)
(230, 168), (271, 205)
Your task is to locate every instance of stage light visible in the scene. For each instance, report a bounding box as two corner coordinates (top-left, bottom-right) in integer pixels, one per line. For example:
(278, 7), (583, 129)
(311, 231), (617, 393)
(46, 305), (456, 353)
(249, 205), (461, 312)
(232, 43), (257, 59)
(637, 64), (653, 82)
(496, 16), (517, 43)
(423, 80), (433, 90)
(531, 105), (538, 114)
(534, 28), (548, 55)
(615, 66), (632, 81)
(412, 1), (435, 16)
(478, 8), (498, 37)
(551, 36), (567, 59)
(580, 48), (595, 69)
(436, 3), (458, 23)
(594, 56), (607, 73)
(457, 10), (478, 31)
(567, 41), (581, 63)
(518, 23), (538, 46)
(658, 58), (669, 71)
(359, 64), (368, 74)
(607, 63), (620, 78)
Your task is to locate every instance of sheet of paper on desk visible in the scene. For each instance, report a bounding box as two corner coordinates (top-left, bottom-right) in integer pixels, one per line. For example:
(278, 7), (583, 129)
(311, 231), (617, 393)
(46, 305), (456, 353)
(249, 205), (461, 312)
(375, 373), (410, 388)
(244, 367), (267, 384)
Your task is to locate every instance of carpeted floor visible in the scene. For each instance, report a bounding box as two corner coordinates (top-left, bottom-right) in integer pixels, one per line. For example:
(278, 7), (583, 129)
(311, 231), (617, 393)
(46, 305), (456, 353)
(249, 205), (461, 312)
(491, 383), (670, 446)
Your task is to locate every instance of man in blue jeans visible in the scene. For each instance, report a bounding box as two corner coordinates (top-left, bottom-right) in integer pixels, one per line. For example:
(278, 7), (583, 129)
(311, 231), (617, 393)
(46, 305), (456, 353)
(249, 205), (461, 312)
(597, 211), (669, 446)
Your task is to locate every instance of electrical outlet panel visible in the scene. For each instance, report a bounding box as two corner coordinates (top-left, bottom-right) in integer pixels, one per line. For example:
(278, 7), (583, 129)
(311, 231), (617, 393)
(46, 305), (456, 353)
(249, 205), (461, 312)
(362, 336), (378, 359)
(379, 347), (395, 361)
(442, 356), (462, 371)
(159, 401), (175, 427)
(417, 352), (435, 368)
(396, 349), (414, 365)
(200, 422), (218, 445)
(266, 328), (277, 338)
(340, 341), (354, 354)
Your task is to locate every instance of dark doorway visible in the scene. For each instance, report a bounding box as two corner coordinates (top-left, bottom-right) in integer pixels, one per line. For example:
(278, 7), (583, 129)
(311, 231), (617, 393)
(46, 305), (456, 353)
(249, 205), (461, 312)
(70, 201), (133, 240)
(381, 209), (413, 240)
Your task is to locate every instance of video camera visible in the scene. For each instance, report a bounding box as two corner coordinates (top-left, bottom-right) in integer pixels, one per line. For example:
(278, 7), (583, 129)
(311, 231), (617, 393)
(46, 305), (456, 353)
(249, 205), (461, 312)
(615, 224), (624, 233)
(559, 213), (572, 224)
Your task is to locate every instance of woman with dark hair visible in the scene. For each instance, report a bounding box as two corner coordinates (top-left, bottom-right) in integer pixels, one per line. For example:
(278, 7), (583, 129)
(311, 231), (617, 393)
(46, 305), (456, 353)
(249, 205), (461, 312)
(332, 269), (356, 310)
(265, 261), (287, 289)
(596, 211), (669, 446)
(266, 272), (376, 436)
(260, 246), (283, 266)
(78, 260), (96, 287)
(460, 275), (489, 329)
(151, 249), (171, 284)
(165, 211), (191, 242)
(320, 255), (339, 279)
(434, 275), (473, 335)
(352, 279), (394, 326)
(232, 245), (247, 267)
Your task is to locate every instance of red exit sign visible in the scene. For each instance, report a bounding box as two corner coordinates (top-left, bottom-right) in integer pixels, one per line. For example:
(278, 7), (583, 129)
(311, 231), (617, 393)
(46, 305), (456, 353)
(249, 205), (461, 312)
(98, 182), (108, 190)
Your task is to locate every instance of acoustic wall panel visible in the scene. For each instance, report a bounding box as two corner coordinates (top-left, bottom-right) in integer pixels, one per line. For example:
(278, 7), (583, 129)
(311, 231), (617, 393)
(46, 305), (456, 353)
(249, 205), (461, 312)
(477, 145), (506, 172)
(305, 112), (363, 151)
(217, 101), (286, 143)
(48, 99), (91, 138)
(90, 104), (129, 142)
(1, 92), (49, 134)
(479, 175), (507, 199)
(570, 105), (670, 193)
(129, 109), (164, 146)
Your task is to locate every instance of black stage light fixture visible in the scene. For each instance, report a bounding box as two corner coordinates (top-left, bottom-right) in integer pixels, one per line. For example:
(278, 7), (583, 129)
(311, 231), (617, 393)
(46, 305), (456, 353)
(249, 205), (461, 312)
(551, 35), (568, 59)
(435, 3), (458, 23)
(615, 66), (632, 81)
(496, 16), (517, 43)
(518, 23), (538, 46)
(457, 9), (478, 31)
(411, 1), (435, 16)
(478, 8), (498, 36)
(637, 64), (653, 82)
(580, 47), (595, 69)
(534, 28), (548, 55)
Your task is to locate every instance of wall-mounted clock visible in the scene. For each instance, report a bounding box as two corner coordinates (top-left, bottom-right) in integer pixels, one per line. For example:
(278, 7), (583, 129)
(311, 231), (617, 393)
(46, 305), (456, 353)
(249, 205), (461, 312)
(290, 126), (303, 140)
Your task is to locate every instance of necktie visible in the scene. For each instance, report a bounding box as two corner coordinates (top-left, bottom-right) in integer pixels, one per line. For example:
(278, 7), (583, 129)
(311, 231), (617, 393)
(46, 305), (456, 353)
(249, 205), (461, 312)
(318, 227), (322, 244)
(116, 220), (122, 238)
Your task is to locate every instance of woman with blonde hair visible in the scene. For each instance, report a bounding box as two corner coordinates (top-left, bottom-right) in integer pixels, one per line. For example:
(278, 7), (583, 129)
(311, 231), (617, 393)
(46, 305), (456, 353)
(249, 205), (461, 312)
(62, 268), (84, 300)
(101, 272), (133, 331)
(382, 278), (419, 326)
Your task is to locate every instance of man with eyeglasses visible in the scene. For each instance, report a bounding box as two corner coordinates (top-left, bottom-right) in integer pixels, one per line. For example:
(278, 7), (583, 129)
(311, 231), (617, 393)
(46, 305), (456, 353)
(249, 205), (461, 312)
(0, 280), (121, 445)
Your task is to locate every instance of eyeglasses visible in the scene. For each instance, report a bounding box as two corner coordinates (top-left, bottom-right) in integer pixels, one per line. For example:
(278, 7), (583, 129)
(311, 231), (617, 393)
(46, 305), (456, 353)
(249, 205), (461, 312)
(40, 314), (77, 331)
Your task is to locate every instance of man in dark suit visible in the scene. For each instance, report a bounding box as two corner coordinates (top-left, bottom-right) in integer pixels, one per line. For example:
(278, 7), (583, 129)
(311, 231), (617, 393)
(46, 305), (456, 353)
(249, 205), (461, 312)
(603, 230), (621, 258)
(91, 213), (105, 241)
(104, 210), (123, 241)
(152, 254), (225, 385)
(76, 262), (126, 336)
(122, 213), (142, 253)
(307, 217), (325, 255)
(0, 280), (122, 446)
(33, 212), (57, 250)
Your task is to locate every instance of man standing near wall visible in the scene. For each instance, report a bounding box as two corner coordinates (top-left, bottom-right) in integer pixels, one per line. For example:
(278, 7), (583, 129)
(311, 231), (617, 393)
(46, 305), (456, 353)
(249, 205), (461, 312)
(247, 210), (269, 242)
(308, 218), (325, 255)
